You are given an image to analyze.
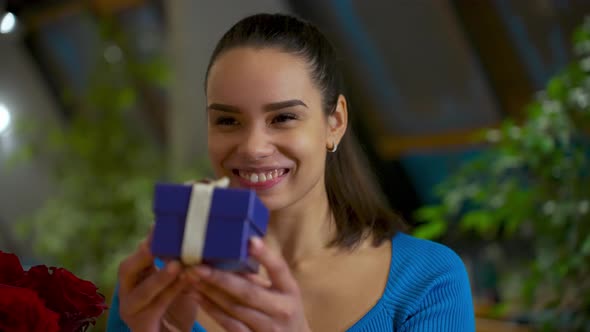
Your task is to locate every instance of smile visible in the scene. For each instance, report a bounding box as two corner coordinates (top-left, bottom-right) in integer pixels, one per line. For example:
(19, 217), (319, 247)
(232, 168), (290, 189)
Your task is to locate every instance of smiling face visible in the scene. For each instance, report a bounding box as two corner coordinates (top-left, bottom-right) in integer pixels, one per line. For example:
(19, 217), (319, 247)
(206, 47), (340, 211)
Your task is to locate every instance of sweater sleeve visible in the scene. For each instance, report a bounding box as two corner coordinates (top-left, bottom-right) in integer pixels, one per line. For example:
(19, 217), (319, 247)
(398, 248), (475, 332)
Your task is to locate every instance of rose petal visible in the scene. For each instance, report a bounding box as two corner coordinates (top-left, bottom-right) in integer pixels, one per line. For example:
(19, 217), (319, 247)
(0, 251), (25, 285)
(0, 285), (60, 332)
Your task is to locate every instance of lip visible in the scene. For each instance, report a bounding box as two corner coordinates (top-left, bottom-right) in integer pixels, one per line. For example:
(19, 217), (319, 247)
(231, 168), (290, 190)
(235, 167), (285, 173)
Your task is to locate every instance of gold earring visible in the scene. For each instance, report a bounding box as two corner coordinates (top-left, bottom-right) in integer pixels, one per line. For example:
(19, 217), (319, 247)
(327, 141), (338, 153)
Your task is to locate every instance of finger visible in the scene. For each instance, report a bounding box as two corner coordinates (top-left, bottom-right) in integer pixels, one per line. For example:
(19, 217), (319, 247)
(249, 237), (297, 293)
(146, 224), (155, 246)
(197, 291), (252, 332)
(119, 239), (156, 295)
(240, 273), (272, 288)
(191, 266), (273, 307)
(153, 273), (189, 310)
(125, 261), (183, 314)
(191, 266), (287, 318)
(136, 264), (157, 285)
(195, 281), (270, 329)
(189, 266), (268, 286)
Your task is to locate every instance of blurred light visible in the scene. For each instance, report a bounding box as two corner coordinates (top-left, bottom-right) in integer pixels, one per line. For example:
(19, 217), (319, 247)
(104, 44), (123, 64)
(0, 104), (11, 134)
(0, 12), (16, 34)
(485, 129), (501, 143)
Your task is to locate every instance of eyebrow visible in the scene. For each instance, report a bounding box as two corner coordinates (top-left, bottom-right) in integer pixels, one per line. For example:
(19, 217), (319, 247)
(207, 99), (308, 113)
(264, 99), (308, 111)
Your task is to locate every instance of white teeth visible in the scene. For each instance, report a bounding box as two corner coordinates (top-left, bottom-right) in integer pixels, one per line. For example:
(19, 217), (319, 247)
(238, 169), (285, 183)
(250, 173), (259, 183)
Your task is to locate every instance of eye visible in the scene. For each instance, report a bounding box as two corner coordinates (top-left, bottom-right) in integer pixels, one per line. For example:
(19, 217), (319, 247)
(271, 113), (298, 124)
(214, 116), (238, 126)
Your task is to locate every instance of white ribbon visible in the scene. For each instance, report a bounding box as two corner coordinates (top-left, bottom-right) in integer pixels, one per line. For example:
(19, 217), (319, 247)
(181, 177), (229, 265)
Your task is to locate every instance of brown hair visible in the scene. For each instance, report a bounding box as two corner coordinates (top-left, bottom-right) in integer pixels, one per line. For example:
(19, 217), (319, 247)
(205, 13), (407, 248)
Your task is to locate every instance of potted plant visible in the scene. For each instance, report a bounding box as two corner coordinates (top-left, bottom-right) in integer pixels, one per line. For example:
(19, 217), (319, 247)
(414, 18), (590, 331)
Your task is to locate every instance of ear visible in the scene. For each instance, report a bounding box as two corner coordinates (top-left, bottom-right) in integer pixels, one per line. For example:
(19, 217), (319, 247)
(326, 94), (348, 149)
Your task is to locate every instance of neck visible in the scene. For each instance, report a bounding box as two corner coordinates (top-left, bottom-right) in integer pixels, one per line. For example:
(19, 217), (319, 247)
(263, 181), (336, 267)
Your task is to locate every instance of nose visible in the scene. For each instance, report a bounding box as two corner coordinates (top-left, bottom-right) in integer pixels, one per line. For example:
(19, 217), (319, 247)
(236, 127), (274, 160)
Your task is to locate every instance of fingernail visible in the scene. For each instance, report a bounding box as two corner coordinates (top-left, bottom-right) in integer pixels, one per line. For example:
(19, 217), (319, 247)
(166, 261), (181, 273)
(195, 265), (212, 277)
(250, 237), (263, 250)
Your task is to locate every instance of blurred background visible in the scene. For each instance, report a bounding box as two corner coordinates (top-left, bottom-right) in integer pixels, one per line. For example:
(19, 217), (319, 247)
(1, 0), (589, 331)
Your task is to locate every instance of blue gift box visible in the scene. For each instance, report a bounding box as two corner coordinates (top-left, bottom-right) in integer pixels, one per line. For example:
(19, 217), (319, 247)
(151, 183), (269, 273)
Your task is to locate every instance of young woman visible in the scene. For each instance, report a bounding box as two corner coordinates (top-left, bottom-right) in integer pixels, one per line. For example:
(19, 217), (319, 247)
(107, 13), (475, 332)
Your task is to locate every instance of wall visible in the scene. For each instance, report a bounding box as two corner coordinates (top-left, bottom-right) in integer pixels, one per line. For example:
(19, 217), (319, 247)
(0, 32), (59, 253)
(165, 0), (291, 171)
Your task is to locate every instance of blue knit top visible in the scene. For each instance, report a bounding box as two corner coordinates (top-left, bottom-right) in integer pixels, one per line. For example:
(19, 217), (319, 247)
(107, 233), (475, 331)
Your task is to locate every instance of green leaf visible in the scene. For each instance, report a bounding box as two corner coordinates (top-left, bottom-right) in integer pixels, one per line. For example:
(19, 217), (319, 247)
(116, 87), (137, 110)
(582, 235), (590, 256)
(488, 302), (509, 319)
(539, 137), (555, 154)
(547, 78), (566, 99)
(414, 206), (445, 222)
(460, 210), (496, 234)
(573, 27), (590, 46)
(412, 220), (447, 240)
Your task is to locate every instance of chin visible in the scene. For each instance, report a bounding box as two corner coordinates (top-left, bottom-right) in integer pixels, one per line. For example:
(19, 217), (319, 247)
(255, 195), (284, 212)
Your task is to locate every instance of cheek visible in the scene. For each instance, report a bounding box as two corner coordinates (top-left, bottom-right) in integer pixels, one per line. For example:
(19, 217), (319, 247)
(207, 133), (231, 173)
(283, 126), (327, 169)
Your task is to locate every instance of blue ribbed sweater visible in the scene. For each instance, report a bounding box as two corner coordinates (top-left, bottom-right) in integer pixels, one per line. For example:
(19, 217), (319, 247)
(107, 233), (475, 331)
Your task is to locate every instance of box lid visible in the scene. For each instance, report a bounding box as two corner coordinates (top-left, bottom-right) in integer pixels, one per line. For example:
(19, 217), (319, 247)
(153, 184), (269, 235)
(210, 188), (269, 234)
(153, 183), (192, 214)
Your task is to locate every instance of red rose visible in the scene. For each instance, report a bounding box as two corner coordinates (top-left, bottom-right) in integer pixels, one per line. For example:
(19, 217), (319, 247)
(45, 268), (107, 331)
(0, 252), (107, 332)
(0, 251), (25, 285)
(15, 265), (51, 294)
(0, 285), (60, 332)
(17, 265), (108, 332)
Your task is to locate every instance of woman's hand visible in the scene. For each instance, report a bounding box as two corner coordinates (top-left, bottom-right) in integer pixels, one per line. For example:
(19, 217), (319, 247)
(117, 234), (200, 332)
(190, 237), (311, 332)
